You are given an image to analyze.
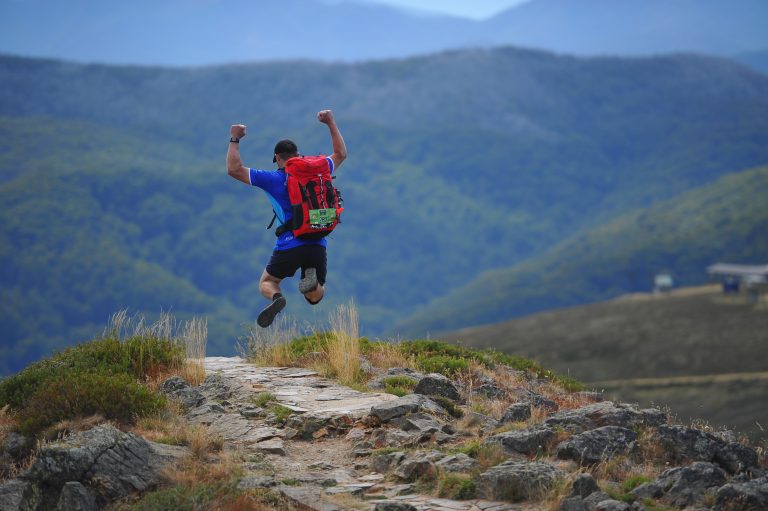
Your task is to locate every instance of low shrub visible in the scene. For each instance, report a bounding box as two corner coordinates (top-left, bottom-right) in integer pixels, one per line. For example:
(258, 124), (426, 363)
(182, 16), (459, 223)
(418, 355), (469, 376)
(0, 335), (184, 411)
(429, 395), (464, 419)
(382, 376), (417, 397)
(17, 372), (165, 435)
(270, 404), (293, 424)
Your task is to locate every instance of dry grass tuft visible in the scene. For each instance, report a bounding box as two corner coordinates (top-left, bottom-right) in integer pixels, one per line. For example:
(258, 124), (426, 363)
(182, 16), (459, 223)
(240, 315), (303, 367)
(366, 340), (418, 370)
(0, 405), (16, 445)
(325, 300), (361, 385)
(132, 400), (222, 460)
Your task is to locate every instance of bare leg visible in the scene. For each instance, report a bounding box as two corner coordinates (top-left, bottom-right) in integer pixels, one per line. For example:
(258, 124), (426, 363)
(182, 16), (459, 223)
(259, 270), (283, 300)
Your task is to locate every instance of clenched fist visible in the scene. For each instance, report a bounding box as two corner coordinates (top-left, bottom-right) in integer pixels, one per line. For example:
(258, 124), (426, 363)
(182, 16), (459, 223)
(230, 124), (247, 139)
(317, 110), (334, 125)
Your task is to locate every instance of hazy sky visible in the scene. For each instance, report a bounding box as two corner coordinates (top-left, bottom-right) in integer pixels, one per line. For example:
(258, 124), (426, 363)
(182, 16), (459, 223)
(360, 0), (529, 19)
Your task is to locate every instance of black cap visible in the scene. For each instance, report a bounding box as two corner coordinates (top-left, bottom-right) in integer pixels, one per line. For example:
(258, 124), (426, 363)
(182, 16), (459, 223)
(273, 139), (298, 162)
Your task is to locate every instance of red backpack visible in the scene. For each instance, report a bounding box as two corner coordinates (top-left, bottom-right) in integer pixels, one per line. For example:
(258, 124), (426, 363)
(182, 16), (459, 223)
(274, 155), (343, 240)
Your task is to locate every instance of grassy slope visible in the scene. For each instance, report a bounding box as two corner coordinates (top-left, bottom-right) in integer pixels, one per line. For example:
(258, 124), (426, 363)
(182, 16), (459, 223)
(396, 165), (768, 336)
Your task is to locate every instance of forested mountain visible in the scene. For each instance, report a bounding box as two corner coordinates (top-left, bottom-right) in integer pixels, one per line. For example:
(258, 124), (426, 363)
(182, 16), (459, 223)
(1, 0), (767, 65)
(395, 165), (768, 335)
(1, 48), (768, 376)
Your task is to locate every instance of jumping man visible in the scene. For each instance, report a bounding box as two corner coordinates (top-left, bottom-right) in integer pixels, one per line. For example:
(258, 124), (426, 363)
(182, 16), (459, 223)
(226, 110), (347, 327)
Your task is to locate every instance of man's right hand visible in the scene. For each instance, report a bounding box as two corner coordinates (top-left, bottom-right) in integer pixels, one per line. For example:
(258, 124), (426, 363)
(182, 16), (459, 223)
(317, 110), (334, 125)
(230, 124), (247, 139)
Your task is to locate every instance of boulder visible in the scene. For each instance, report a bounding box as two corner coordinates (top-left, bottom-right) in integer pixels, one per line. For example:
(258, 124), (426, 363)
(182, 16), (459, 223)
(2, 432), (33, 460)
(570, 473), (600, 498)
(500, 403), (532, 423)
(26, 425), (188, 506)
(370, 394), (446, 422)
(594, 500), (630, 511)
(714, 475), (768, 511)
(56, 481), (97, 511)
(393, 454), (437, 482)
(655, 425), (725, 463)
(583, 491), (612, 510)
(159, 376), (204, 409)
(463, 412), (500, 434)
(545, 402), (664, 434)
(476, 460), (564, 501)
(656, 461), (727, 508)
(435, 453), (479, 473)
(485, 426), (555, 455)
(370, 428), (419, 449)
(512, 388), (559, 412)
(558, 496), (589, 511)
(0, 479), (41, 511)
(714, 442), (759, 474)
(413, 373), (461, 401)
(556, 426), (638, 465)
(472, 382), (505, 399)
(372, 451), (406, 473)
(630, 482), (663, 500)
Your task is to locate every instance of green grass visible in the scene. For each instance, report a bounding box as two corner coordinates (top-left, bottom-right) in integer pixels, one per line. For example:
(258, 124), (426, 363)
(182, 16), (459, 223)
(382, 375), (418, 397)
(270, 404), (293, 424)
(437, 474), (476, 500)
(252, 392), (277, 408)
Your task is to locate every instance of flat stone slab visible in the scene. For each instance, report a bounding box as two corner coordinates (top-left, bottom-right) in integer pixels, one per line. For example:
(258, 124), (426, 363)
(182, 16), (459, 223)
(204, 357), (398, 417)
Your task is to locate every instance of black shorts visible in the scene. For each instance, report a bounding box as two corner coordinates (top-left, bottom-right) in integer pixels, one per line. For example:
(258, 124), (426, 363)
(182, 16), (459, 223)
(265, 244), (327, 284)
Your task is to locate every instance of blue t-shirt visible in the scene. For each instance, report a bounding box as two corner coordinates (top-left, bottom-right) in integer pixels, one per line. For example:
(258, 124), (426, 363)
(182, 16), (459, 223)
(249, 156), (335, 251)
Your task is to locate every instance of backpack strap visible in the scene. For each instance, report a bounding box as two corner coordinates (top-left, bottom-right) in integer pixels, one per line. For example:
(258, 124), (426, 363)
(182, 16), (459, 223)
(266, 210), (278, 230)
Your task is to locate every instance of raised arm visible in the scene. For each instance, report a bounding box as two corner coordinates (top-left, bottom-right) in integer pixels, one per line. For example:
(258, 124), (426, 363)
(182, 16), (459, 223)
(317, 110), (347, 170)
(226, 124), (250, 184)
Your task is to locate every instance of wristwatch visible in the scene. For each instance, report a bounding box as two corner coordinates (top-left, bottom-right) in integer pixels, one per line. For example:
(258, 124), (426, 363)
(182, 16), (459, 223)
(229, 137), (240, 144)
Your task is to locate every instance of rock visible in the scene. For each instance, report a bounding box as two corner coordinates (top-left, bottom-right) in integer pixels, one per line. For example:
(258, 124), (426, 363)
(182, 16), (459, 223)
(56, 481), (97, 511)
(372, 451), (406, 473)
(485, 426), (555, 455)
(393, 452), (442, 482)
(413, 373), (461, 401)
(558, 496), (589, 511)
(570, 473), (600, 498)
(630, 482), (663, 500)
(374, 502), (418, 511)
(656, 461), (727, 508)
(0, 479), (41, 511)
(511, 388), (559, 412)
(463, 412), (500, 434)
(159, 376), (204, 409)
(27, 425), (188, 504)
(345, 427), (366, 442)
(370, 394), (446, 422)
(435, 453), (479, 473)
(473, 382), (505, 399)
(370, 428), (419, 448)
(714, 475), (768, 511)
(655, 425), (725, 463)
(714, 442), (759, 474)
(255, 438), (285, 456)
(2, 432), (33, 459)
(279, 485), (341, 511)
(285, 413), (329, 440)
(240, 405), (265, 418)
(594, 500), (630, 511)
(501, 403), (532, 423)
(476, 460), (564, 501)
(583, 491), (612, 510)
(557, 426), (638, 465)
(545, 402), (664, 434)
(237, 476), (278, 489)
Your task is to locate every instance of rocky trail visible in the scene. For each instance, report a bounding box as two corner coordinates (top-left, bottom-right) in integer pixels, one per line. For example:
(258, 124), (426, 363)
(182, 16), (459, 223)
(3, 356), (767, 510)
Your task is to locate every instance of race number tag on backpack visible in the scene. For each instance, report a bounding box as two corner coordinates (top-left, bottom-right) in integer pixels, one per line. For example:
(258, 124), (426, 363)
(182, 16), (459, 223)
(277, 155), (343, 240)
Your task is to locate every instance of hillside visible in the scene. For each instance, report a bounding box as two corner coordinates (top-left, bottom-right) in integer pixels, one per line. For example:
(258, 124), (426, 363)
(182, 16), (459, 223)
(440, 284), (768, 440)
(2, 50), (768, 375)
(1, 0), (768, 64)
(395, 165), (768, 336)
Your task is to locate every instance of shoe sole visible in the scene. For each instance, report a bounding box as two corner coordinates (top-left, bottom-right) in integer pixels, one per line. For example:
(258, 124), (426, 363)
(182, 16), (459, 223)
(257, 297), (286, 328)
(299, 268), (319, 294)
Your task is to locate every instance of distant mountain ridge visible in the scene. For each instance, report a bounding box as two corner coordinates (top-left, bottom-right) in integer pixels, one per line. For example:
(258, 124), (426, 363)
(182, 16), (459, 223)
(0, 0), (767, 65)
